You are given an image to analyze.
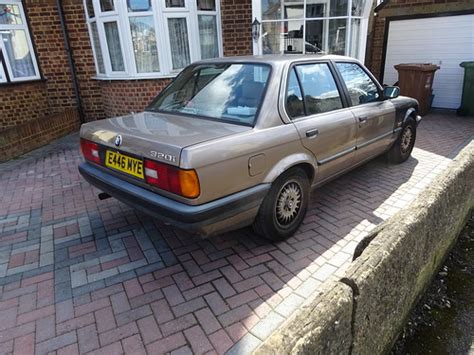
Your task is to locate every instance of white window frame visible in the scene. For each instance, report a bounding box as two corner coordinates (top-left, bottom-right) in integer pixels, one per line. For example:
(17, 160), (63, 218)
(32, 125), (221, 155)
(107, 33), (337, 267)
(0, 54), (6, 83)
(196, 1), (223, 59)
(83, 0), (223, 80)
(0, 0), (40, 83)
(252, 0), (371, 62)
(120, 1), (168, 78)
(163, 12), (196, 72)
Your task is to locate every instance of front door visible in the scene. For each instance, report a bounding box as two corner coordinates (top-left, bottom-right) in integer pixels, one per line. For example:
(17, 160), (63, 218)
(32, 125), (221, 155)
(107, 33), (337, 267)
(286, 62), (358, 183)
(335, 62), (396, 163)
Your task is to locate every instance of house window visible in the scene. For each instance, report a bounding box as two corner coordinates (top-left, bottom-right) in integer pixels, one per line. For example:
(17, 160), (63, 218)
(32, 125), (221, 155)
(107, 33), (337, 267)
(84, 0), (222, 79)
(0, 1), (40, 83)
(257, 0), (369, 60)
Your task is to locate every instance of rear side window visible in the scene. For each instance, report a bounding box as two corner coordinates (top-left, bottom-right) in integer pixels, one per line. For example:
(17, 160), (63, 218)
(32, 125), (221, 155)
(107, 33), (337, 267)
(292, 63), (343, 116)
(286, 69), (305, 119)
(336, 62), (380, 105)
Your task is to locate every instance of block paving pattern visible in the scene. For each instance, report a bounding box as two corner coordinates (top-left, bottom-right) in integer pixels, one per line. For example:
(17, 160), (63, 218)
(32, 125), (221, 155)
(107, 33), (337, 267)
(0, 113), (473, 354)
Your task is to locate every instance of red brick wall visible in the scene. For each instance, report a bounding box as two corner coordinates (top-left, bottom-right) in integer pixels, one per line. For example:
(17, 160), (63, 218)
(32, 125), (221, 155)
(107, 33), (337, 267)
(221, 0), (253, 56)
(63, 0), (104, 120)
(0, 0), (89, 159)
(0, 82), (49, 129)
(100, 80), (172, 118)
(2, 0), (253, 123)
(98, 0), (253, 118)
(0, 0), (102, 125)
(0, 0), (254, 159)
(0, 109), (80, 162)
(367, 0), (473, 82)
(23, 1), (76, 114)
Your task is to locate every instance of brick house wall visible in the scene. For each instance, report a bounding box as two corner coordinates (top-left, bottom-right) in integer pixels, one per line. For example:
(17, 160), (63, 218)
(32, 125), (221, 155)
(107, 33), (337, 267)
(0, 81), (49, 129)
(98, 0), (253, 119)
(63, 0), (104, 120)
(367, 0), (474, 81)
(0, 0), (86, 161)
(0, 0), (253, 161)
(221, 0), (253, 57)
(99, 79), (172, 118)
(0, 0), (103, 126)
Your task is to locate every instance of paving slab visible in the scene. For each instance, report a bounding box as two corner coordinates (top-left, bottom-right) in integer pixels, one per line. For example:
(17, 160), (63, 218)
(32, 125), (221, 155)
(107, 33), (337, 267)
(0, 113), (472, 354)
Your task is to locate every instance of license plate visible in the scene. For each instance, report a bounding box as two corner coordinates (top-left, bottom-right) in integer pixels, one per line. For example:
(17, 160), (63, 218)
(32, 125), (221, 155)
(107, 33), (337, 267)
(105, 150), (144, 179)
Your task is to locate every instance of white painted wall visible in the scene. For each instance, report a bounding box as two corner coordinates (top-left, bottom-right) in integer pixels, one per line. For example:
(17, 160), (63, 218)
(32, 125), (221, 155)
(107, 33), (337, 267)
(383, 14), (474, 109)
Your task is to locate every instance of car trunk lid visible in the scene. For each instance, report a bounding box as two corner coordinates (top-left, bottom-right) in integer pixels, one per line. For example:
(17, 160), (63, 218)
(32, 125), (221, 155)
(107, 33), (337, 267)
(80, 111), (251, 167)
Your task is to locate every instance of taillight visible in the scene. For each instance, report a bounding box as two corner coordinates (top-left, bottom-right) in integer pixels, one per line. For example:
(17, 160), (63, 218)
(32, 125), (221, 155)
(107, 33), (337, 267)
(80, 139), (100, 164)
(144, 159), (200, 198)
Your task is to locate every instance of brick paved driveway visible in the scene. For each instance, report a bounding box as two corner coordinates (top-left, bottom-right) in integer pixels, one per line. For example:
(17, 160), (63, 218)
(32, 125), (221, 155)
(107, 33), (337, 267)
(0, 112), (473, 355)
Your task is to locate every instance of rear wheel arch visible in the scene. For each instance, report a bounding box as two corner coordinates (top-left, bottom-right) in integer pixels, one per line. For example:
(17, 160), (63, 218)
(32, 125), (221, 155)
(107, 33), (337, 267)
(291, 163), (315, 184)
(263, 154), (317, 186)
(253, 166), (311, 241)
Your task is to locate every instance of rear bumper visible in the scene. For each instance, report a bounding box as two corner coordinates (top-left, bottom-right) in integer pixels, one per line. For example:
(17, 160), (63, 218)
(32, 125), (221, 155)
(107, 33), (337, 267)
(78, 162), (270, 236)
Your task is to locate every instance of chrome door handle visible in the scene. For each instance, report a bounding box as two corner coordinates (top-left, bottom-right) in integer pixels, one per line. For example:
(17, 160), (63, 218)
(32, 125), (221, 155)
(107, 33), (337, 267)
(306, 129), (319, 138)
(358, 116), (368, 125)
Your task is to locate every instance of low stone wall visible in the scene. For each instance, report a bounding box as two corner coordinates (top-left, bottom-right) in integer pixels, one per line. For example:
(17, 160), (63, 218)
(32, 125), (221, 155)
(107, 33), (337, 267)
(256, 281), (353, 355)
(255, 141), (474, 354)
(0, 109), (80, 162)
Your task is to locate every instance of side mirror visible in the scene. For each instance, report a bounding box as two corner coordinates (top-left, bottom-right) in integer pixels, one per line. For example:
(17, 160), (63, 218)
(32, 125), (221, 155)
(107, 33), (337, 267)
(383, 86), (400, 99)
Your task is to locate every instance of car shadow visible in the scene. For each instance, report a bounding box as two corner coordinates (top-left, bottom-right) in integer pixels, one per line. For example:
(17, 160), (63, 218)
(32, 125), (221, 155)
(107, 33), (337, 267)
(121, 151), (420, 349)
(86, 112), (472, 352)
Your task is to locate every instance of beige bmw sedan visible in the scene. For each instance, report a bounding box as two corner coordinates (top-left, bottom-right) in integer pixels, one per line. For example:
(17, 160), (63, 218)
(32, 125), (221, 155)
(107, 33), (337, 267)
(79, 55), (421, 241)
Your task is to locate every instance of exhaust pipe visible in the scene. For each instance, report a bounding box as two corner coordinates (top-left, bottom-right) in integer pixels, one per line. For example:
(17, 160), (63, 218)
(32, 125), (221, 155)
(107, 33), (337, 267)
(98, 192), (111, 200)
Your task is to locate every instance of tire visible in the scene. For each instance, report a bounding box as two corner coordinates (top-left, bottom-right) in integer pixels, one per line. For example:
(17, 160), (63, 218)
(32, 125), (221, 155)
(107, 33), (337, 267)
(253, 167), (310, 241)
(386, 118), (417, 164)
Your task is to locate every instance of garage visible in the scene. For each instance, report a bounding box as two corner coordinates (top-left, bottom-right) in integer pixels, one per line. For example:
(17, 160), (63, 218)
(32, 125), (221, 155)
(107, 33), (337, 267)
(381, 13), (474, 110)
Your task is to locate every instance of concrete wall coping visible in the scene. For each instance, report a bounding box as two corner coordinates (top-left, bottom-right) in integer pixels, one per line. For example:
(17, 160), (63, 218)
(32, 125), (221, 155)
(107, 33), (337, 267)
(255, 140), (474, 354)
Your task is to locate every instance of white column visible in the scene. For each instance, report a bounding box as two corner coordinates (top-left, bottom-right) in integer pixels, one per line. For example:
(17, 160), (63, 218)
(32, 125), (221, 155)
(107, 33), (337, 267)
(252, 0), (262, 55)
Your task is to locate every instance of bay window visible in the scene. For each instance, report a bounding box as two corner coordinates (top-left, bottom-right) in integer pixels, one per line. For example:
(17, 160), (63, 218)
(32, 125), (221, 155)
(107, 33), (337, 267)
(254, 0), (371, 61)
(84, 0), (222, 79)
(0, 1), (40, 83)
(0, 59), (6, 83)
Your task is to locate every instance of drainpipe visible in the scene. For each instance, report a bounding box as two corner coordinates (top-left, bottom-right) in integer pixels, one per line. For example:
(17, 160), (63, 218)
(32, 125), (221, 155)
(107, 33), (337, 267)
(56, 0), (85, 124)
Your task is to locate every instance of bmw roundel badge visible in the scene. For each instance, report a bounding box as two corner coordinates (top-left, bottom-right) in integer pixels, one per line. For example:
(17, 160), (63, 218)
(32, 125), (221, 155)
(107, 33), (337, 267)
(114, 134), (122, 147)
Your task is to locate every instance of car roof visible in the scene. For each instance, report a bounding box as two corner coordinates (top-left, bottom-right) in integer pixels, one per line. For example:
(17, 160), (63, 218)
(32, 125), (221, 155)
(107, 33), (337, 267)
(196, 54), (359, 65)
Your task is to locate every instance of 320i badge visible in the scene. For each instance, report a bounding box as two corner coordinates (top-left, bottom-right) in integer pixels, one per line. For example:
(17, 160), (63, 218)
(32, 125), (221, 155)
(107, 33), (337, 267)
(79, 55), (421, 240)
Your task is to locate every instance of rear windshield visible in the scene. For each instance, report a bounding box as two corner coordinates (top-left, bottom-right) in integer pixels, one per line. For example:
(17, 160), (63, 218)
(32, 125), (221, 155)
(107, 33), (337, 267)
(146, 63), (271, 126)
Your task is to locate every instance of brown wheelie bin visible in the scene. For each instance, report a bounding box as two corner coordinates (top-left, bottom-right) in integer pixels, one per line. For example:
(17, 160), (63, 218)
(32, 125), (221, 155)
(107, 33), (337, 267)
(394, 63), (440, 115)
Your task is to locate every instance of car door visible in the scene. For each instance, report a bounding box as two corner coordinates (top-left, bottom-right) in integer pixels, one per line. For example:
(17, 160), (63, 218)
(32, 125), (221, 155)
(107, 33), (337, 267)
(335, 62), (396, 163)
(286, 61), (358, 183)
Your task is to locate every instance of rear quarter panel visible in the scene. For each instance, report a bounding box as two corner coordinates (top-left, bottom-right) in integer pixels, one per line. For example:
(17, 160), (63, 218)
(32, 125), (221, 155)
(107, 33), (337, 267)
(181, 124), (317, 205)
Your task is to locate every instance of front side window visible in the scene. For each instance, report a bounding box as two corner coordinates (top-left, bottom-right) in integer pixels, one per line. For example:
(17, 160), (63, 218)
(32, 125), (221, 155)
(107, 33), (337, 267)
(84, 0), (222, 78)
(336, 62), (380, 105)
(0, 2), (40, 83)
(294, 63), (343, 115)
(148, 63), (271, 126)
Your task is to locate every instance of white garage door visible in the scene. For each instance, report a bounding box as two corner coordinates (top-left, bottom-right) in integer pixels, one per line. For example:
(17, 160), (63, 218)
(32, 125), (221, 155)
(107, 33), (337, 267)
(383, 14), (474, 109)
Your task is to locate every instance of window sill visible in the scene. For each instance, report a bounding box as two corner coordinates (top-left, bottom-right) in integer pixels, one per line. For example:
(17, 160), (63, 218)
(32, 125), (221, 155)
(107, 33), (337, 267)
(0, 78), (46, 88)
(93, 74), (179, 81)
